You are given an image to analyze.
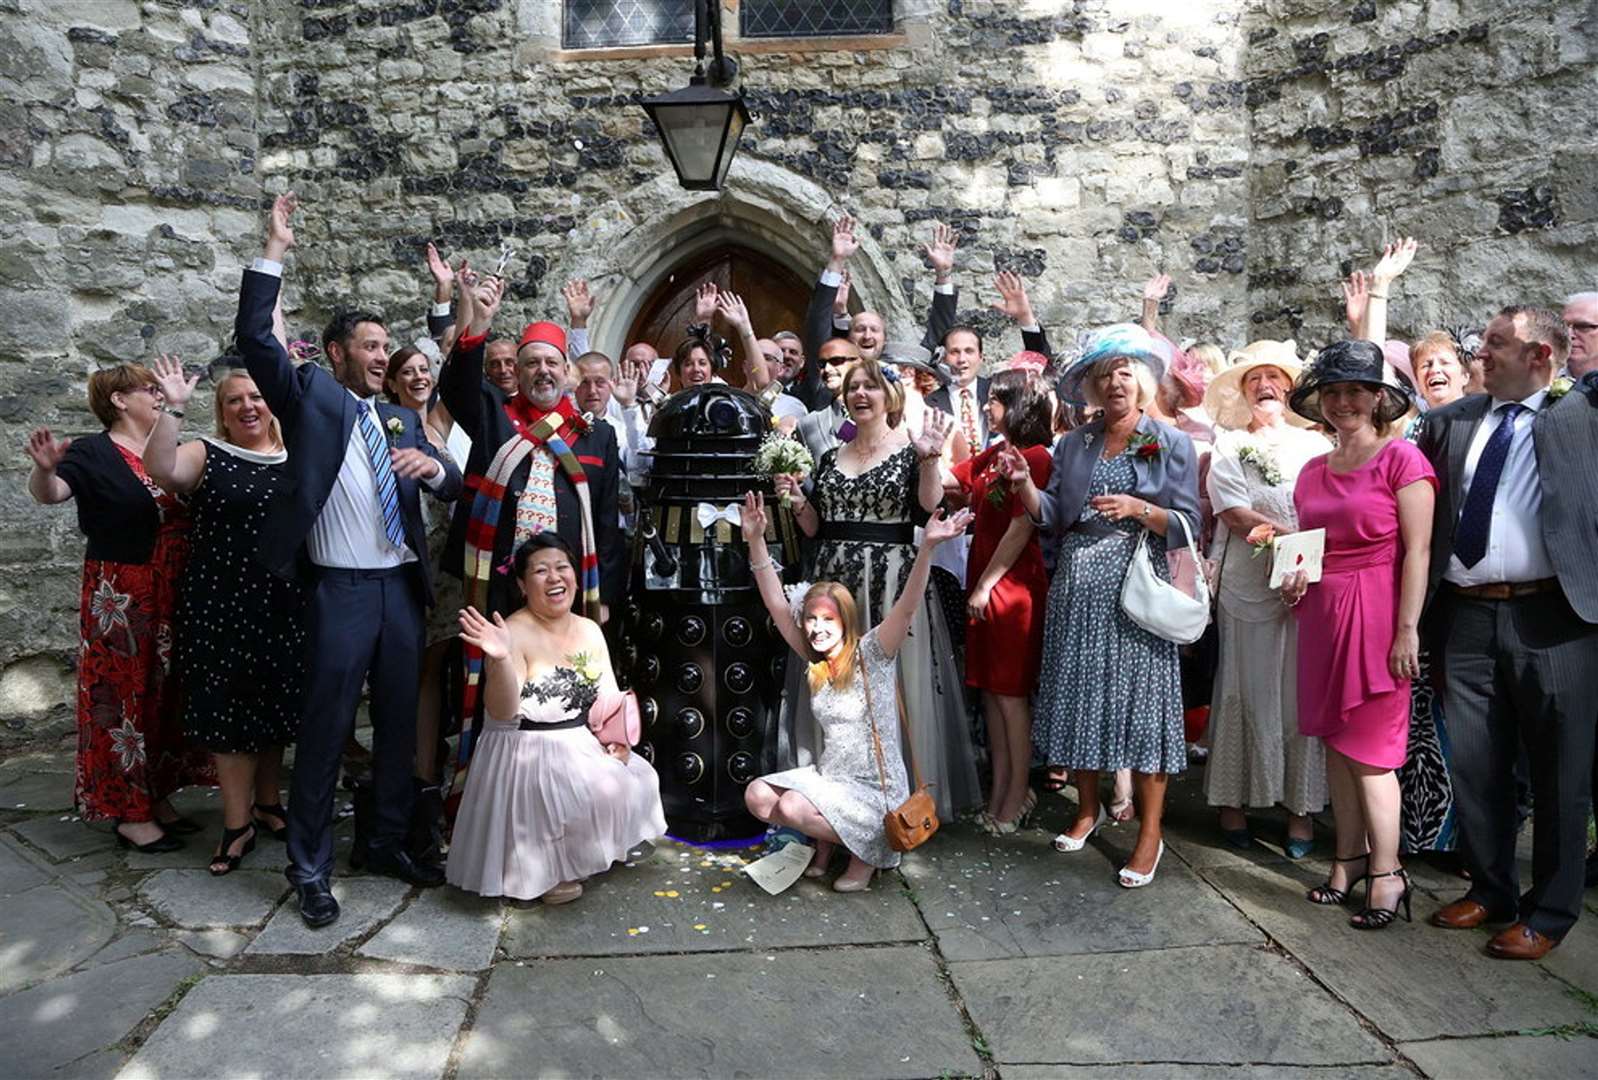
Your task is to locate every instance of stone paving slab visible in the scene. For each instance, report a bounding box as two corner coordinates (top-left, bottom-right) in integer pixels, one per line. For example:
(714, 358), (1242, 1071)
(117, 973), (474, 1080)
(1401, 1033), (1598, 1078)
(459, 945), (983, 1079)
(900, 817), (1260, 961)
(11, 816), (116, 862)
(173, 928), (248, 960)
(0, 881), (118, 994)
(1537, 910), (1598, 996)
(137, 868), (287, 930)
(358, 888), (504, 971)
(1003, 1068), (1418, 1080)
(0, 949), (202, 1076)
(1202, 860), (1594, 1041)
(246, 877), (409, 955)
(0, 757), (76, 813)
(503, 841), (926, 958)
(951, 944), (1392, 1067)
(0, 832), (48, 894)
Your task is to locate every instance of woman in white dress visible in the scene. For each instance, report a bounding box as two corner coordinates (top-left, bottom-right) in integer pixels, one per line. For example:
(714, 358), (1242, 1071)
(448, 533), (665, 904)
(1201, 342), (1332, 856)
(742, 491), (973, 892)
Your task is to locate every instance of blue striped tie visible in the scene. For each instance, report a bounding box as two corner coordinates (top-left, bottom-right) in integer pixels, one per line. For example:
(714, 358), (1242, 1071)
(356, 405), (406, 549)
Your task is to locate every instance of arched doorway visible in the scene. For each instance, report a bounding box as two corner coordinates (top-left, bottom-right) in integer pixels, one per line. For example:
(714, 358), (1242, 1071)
(624, 244), (812, 390)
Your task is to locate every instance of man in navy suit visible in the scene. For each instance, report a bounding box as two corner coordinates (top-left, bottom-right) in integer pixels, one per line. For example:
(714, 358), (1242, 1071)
(237, 193), (462, 928)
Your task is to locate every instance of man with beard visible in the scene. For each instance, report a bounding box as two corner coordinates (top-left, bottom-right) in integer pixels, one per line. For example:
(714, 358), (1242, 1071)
(438, 275), (624, 754)
(238, 194), (463, 926)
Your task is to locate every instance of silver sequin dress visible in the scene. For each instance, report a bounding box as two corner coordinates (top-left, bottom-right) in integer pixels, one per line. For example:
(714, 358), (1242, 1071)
(758, 629), (909, 868)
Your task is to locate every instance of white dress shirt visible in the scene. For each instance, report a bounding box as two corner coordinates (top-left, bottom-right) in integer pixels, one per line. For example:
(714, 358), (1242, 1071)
(1444, 388), (1554, 586)
(249, 257), (444, 570)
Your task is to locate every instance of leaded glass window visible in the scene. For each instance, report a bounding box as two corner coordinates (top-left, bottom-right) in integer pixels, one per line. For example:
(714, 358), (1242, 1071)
(740, 0), (895, 38)
(563, 0), (695, 50)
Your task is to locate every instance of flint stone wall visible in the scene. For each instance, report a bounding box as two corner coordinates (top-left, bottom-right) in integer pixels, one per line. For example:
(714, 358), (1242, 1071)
(0, 0), (1590, 745)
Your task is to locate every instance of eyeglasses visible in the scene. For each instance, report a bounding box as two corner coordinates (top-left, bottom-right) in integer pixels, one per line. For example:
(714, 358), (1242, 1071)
(133, 385), (164, 398)
(762, 353), (782, 364)
(1567, 321), (1598, 334)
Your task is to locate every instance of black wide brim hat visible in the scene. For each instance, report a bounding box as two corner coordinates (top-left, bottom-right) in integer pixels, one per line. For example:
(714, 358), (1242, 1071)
(1289, 339), (1414, 426)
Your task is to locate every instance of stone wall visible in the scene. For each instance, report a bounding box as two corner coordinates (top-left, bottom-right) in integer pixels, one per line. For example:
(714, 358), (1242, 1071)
(0, 0), (1589, 746)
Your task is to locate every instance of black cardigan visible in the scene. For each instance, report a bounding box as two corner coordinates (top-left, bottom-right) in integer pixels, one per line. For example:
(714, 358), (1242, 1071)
(54, 432), (162, 564)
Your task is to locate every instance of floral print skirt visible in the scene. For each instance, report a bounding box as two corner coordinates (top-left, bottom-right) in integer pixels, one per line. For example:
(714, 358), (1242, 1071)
(75, 532), (212, 822)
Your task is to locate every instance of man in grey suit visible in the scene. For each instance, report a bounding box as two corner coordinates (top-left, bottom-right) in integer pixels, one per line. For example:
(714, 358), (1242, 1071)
(1414, 305), (1598, 960)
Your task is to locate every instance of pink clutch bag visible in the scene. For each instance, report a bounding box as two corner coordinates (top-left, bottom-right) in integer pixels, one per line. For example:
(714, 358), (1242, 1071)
(588, 689), (641, 747)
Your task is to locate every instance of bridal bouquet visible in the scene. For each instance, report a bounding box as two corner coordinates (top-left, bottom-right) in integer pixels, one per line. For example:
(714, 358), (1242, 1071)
(751, 433), (814, 508)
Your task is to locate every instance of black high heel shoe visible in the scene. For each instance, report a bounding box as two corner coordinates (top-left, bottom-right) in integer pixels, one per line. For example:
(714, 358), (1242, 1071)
(209, 823), (257, 877)
(252, 802), (289, 842)
(1350, 868), (1412, 930)
(115, 824), (183, 854)
(1307, 852), (1369, 906)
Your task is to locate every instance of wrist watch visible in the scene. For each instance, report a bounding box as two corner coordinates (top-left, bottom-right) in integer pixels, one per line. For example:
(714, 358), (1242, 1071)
(163, 405), (185, 418)
(1139, 502), (1152, 521)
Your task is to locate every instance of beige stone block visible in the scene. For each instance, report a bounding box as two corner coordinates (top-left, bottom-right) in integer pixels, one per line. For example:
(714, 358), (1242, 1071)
(1035, 176), (1081, 209)
(1082, 32), (1124, 63)
(913, 133), (944, 160)
(33, 0), (141, 31)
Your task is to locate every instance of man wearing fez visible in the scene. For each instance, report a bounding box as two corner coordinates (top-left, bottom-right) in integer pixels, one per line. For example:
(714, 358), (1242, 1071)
(437, 274), (624, 770)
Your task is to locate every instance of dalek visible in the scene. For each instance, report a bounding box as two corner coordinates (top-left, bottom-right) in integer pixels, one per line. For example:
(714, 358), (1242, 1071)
(616, 386), (802, 841)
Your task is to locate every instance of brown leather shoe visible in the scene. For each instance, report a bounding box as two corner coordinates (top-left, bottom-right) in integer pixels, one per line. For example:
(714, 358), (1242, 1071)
(1430, 898), (1507, 929)
(1485, 923), (1557, 960)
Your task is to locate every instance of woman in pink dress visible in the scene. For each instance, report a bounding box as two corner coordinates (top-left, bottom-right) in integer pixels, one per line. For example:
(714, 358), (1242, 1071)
(1281, 340), (1435, 931)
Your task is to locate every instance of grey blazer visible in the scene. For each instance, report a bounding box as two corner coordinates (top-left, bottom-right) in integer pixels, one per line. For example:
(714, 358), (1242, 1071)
(1035, 412), (1201, 549)
(1414, 384), (1598, 622)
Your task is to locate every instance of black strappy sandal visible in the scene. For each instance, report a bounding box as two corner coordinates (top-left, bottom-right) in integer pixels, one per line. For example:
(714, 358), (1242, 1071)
(1350, 868), (1412, 930)
(252, 802), (289, 842)
(209, 823), (257, 877)
(1306, 852), (1369, 906)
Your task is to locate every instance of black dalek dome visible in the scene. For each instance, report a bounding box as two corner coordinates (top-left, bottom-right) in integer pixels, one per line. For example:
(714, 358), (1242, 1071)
(618, 384), (802, 841)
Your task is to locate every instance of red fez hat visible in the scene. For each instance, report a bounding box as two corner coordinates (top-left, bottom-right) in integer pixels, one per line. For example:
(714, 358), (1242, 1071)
(1005, 349), (1049, 375)
(517, 321), (567, 359)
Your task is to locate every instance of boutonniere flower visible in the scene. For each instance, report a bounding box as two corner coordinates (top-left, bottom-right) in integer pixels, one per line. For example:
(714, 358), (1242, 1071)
(384, 416), (405, 447)
(1246, 522), (1277, 559)
(567, 651), (601, 688)
(1128, 431), (1161, 460)
(1547, 376), (1574, 402)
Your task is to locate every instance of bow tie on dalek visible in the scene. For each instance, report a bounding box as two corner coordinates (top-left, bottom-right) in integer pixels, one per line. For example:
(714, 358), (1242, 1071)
(618, 385), (803, 841)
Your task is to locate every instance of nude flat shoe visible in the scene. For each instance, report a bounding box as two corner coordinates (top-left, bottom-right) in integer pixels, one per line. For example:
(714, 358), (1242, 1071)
(541, 880), (584, 905)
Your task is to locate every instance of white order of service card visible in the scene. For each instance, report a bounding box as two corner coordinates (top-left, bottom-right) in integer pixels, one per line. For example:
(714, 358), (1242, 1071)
(1270, 528), (1326, 589)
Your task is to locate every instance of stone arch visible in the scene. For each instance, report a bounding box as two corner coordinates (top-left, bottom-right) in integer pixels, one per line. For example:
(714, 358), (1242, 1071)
(552, 158), (915, 361)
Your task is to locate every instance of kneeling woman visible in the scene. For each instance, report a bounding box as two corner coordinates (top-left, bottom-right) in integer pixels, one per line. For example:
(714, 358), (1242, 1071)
(742, 490), (973, 892)
(449, 534), (666, 905)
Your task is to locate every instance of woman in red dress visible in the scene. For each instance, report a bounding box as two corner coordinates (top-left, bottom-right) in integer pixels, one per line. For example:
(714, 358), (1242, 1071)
(950, 370), (1055, 834)
(25, 363), (211, 852)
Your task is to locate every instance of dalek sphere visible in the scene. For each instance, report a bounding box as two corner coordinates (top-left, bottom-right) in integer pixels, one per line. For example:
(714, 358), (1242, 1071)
(617, 386), (802, 840)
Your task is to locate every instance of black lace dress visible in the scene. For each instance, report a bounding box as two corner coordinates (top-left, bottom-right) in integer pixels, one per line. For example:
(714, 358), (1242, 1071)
(782, 445), (981, 819)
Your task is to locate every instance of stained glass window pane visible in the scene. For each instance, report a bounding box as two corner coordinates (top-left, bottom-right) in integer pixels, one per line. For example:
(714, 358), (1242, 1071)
(563, 0), (695, 50)
(740, 0), (895, 38)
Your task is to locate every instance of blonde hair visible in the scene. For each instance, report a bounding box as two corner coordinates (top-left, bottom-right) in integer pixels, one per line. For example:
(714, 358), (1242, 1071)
(800, 581), (862, 693)
(1082, 357), (1158, 410)
(840, 358), (906, 428)
(87, 364), (157, 428)
(212, 369), (284, 450)
(1189, 342), (1226, 376)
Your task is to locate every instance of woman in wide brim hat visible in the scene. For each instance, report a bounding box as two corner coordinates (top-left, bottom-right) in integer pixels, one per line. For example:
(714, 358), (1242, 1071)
(879, 340), (950, 435)
(1202, 340), (1332, 858)
(1204, 340), (1315, 431)
(1055, 323), (1168, 405)
(1289, 339), (1414, 428)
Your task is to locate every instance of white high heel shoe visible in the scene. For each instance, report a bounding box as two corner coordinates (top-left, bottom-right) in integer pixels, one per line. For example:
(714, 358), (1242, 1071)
(1051, 805), (1108, 853)
(1117, 841), (1165, 889)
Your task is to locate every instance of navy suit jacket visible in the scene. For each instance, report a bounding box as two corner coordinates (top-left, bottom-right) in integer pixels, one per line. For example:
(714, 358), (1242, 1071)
(1035, 412), (1201, 549)
(234, 268), (462, 606)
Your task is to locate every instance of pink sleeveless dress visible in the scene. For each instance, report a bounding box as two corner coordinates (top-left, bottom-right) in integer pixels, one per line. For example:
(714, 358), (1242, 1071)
(1292, 439), (1436, 769)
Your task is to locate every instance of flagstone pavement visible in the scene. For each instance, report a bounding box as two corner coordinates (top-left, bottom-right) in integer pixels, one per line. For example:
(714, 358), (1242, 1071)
(2, 748), (1594, 1079)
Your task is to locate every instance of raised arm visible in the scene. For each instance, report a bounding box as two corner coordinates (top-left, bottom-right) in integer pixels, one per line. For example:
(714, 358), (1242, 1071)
(990, 270), (1053, 361)
(1363, 237), (1417, 347)
(457, 607), (524, 722)
(799, 216), (858, 407)
(143, 354), (208, 494)
(911, 408), (955, 513)
(24, 428), (73, 505)
(740, 491), (811, 658)
(1140, 274), (1172, 335)
(877, 507), (973, 658)
(718, 292), (769, 392)
(425, 243), (457, 353)
(923, 223), (959, 351)
(437, 272), (502, 432)
(236, 193), (302, 417)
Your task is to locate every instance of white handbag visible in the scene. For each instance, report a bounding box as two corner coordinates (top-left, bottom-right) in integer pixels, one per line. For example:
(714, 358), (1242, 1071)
(1120, 509), (1211, 645)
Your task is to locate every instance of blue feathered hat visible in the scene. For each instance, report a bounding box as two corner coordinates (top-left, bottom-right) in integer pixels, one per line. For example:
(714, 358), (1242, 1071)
(1056, 323), (1171, 405)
